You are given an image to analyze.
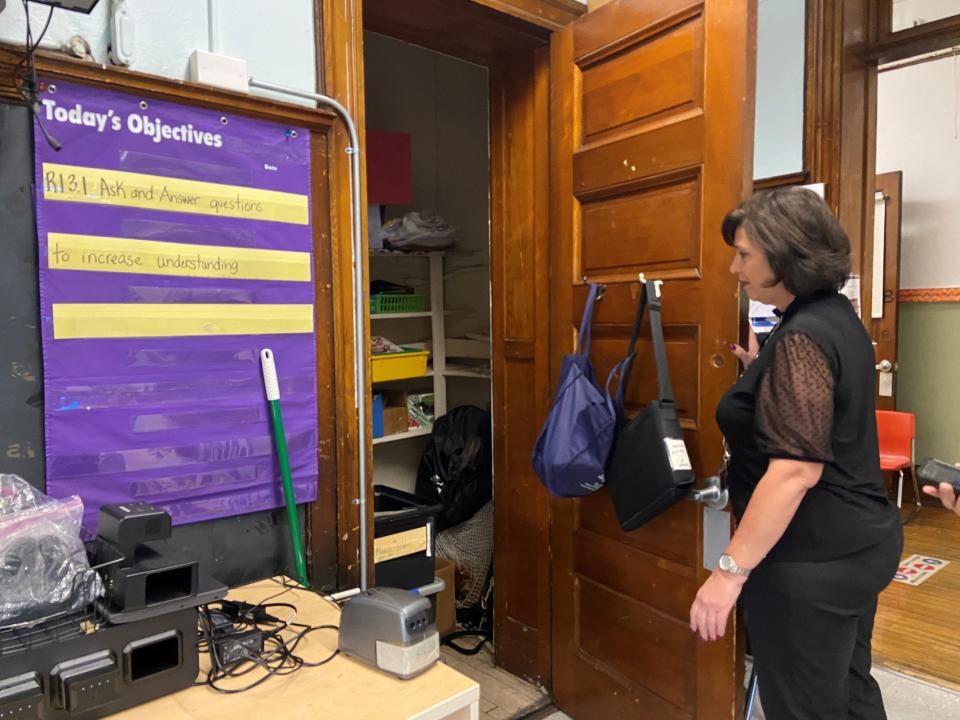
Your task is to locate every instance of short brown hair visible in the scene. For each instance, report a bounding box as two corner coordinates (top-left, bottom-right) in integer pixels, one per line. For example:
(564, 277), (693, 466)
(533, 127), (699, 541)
(721, 188), (851, 298)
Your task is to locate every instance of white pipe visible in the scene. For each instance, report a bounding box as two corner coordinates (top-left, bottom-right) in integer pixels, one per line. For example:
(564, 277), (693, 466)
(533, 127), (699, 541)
(207, 0), (219, 53)
(248, 77), (369, 591)
(330, 587), (362, 602)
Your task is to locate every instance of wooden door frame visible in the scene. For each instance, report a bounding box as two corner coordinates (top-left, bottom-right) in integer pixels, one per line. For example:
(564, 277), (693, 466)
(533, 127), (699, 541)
(321, 0), (576, 684)
(871, 171), (902, 412)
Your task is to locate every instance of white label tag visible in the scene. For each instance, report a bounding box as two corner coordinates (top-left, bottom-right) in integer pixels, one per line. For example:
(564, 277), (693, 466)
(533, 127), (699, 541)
(665, 438), (692, 471)
(879, 372), (893, 398)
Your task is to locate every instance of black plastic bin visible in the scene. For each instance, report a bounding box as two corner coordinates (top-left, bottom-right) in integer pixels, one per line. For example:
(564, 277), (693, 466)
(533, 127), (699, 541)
(373, 485), (443, 590)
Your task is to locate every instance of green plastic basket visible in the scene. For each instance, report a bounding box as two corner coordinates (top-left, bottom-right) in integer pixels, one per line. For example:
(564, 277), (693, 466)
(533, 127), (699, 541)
(370, 293), (427, 314)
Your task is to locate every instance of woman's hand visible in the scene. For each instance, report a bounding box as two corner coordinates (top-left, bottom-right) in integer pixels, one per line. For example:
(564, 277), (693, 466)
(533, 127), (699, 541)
(922, 464), (960, 516)
(729, 328), (759, 369)
(689, 569), (746, 642)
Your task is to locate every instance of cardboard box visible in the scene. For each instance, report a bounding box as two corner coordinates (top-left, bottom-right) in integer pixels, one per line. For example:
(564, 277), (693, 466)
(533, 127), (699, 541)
(435, 557), (457, 637)
(381, 390), (409, 436)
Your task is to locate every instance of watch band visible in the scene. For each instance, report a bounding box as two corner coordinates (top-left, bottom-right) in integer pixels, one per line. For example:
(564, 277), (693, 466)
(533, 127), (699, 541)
(719, 553), (750, 577)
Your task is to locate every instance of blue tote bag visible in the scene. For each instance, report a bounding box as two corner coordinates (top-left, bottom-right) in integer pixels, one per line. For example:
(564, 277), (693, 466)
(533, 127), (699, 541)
(532, 284), (631, 497)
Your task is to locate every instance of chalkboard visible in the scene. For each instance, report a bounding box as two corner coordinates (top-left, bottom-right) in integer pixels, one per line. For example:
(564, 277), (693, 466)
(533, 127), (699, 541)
(0, 103), (44, 488)
(0, 102), (332, 590)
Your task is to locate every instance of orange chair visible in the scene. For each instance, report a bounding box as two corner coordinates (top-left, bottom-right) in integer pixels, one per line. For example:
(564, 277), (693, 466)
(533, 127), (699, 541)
(876, 410), (921, 521)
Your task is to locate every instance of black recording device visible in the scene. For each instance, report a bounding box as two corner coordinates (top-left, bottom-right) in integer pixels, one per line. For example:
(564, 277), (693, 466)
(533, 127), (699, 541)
(917, 458), (960, 496)
(93, 502), (225, 624)
(0, 503), (227, 719)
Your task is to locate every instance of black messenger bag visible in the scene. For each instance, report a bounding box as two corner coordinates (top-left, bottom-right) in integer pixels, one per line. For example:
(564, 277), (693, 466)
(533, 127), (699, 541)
(604, 280), (695, 531)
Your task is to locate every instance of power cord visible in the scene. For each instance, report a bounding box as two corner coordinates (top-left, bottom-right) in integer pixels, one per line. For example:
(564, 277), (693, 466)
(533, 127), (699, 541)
(14, 1), (62, 151)
(196, 586), (340, 694)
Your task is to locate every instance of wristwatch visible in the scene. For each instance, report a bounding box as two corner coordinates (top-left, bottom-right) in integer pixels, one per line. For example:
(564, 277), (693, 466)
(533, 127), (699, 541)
(718, 553), (751, 578)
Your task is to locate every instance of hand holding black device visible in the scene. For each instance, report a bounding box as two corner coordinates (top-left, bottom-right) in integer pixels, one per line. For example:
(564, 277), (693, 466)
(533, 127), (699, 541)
(917, 458), (960, 496)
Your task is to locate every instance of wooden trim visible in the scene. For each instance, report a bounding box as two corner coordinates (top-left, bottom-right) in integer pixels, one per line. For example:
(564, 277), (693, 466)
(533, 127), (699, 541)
(473, 0), (586, 30)
(804, 1), (878, 323)
(868, 3), (960, 64)
(0, 44), (335, 130)
(362, 0), (552, 68)
(879, 48), (959, 73)
(321, 0), (370, 590)
(753, 170), (810, 191)
(899, 288), (960, 303)
(490, 45), (553, 688)
(307, 132), (340, 587)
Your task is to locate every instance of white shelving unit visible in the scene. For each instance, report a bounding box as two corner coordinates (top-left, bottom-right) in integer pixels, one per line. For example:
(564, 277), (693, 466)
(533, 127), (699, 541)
(371, 252), (447, 443)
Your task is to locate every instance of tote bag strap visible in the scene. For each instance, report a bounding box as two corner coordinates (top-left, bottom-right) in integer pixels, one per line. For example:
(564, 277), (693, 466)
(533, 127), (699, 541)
(607, 283), (649, 407)
(576, 283), (602, 356)
(646, 279), (675, 404)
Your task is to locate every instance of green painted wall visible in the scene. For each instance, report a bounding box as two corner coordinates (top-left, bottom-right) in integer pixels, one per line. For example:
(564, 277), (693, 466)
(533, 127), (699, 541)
(896, 302), (960, 463)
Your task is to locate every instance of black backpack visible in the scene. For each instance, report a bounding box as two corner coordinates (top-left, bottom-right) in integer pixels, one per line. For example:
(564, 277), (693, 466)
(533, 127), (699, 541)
(416, 406), (492, 531)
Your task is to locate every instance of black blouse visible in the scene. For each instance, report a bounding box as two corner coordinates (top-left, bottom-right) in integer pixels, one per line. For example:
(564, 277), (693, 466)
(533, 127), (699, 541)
(716, 292), (900, 563)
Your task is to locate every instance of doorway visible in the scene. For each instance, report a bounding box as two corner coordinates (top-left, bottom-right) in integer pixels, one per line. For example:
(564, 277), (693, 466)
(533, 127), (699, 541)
(326, 1), (757, 718)
(871, 44), (960, 691)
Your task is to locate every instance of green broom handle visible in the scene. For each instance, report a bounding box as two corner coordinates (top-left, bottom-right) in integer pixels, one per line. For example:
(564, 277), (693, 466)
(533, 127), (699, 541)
(261, 349), (309, 587)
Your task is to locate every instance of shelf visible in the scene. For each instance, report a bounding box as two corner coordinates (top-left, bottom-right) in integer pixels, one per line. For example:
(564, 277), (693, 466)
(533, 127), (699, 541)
(443, 365), (491, 379)
(372, 370), (434, 384)
(371, 311), (433, 320)
(372, 427), (432, 445)
(370, 250), (445, 258)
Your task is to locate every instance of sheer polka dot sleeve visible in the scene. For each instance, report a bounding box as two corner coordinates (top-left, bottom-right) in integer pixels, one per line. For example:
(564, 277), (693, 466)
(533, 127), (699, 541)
(756, 331), (835, 463)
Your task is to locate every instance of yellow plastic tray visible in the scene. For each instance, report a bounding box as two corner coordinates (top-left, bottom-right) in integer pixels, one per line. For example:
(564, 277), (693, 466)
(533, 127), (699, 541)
(371, 349), (430, 382)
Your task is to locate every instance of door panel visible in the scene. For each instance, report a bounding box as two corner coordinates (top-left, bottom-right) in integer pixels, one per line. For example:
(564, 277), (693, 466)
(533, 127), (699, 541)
(549, 1), (756, 717)
(580, 176), (702, 274)
(581, 15), (704, 140)
(871, 171), (902, 411)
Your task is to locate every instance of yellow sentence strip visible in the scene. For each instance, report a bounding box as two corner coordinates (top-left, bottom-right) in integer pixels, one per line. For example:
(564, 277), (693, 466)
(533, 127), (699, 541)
(41, 163), (309, 225)
(52, 303), (314, 339)
(47, 233), (312, 282)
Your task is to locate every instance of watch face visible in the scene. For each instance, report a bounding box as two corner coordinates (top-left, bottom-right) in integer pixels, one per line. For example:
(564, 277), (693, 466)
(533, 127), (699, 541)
(719, 555), (732, 571)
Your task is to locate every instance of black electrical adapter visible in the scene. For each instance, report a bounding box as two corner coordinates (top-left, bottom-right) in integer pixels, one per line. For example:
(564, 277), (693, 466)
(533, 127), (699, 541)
(212, 628), (265, 666)
(218, 600), (279, 624)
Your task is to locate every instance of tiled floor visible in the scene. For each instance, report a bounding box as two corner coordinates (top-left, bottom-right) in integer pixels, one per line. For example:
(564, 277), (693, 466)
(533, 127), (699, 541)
(500, 666), (960, 720)
(440, 645), (549, 719)
(746, 666), (960, 719)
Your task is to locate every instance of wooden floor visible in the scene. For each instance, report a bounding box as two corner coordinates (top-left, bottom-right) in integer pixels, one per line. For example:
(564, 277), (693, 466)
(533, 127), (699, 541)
(874, 505), (960, 690)
(440, 646), (549, 719)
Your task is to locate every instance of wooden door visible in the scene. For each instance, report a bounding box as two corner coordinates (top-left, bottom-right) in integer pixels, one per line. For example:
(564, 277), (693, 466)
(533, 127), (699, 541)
(871, 171), (903, 411)
(549, 1), (756, 718)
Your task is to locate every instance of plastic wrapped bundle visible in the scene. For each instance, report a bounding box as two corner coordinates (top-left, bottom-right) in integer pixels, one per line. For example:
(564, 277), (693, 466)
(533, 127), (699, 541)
(0, 475), (101, 627)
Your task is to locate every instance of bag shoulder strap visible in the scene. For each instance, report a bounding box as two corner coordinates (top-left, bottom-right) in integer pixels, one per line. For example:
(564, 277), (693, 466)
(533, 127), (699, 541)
(647, 280), (675, 403)
(576, 284), (601, 355)
(607, 284), (648, 406)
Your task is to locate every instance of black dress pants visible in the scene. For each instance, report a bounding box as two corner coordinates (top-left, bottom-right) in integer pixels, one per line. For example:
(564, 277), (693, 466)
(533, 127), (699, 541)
(742, 529), (903, 720)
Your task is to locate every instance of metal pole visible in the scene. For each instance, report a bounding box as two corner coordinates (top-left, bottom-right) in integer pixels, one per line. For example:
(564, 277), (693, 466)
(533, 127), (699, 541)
(249, 77), (369, 590)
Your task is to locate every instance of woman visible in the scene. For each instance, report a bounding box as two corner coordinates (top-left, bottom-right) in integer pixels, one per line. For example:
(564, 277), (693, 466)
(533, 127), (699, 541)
(689, 188), (903, 720)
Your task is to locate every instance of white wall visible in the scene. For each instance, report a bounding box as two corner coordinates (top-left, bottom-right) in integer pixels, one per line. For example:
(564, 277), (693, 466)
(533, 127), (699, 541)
(0, 0), (316, 105)
(892, 0), (960, 31)
(364, 32), (490, 494)
(753, 0), (806, 180)
(877, 55), (960, 289)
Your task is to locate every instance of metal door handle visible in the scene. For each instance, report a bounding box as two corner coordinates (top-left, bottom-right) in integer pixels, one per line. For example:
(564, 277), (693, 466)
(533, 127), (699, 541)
(876, 360), (893, 372)
(689, 476), (728, 510)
